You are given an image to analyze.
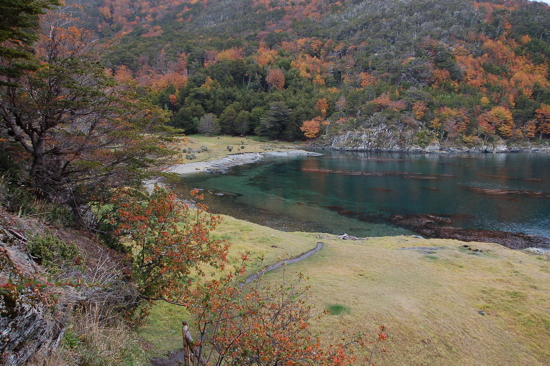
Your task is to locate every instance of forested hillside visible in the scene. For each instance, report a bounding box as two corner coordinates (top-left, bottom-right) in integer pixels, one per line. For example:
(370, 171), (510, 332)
(68, 0), (550, 147)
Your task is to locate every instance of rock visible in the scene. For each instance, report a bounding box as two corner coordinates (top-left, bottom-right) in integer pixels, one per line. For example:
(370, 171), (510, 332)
(1, 224), (75, 366)
(391, 213), (550, 250)
(425, 141), (440, 152)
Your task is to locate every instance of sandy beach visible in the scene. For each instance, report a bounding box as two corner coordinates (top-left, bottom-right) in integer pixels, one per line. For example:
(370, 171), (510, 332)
(167, 150), (323, 175)
(144, 150), (322, 192)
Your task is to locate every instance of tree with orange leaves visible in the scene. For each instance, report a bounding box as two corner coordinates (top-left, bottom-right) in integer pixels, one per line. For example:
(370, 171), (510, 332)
(0, 9), (175, 207)
(478, 106), (514, 139)
(300, 117), (322, 138)
(266, 68), (285, 89)
(185, 266), (383, 366)
(110, 186), (228, 303)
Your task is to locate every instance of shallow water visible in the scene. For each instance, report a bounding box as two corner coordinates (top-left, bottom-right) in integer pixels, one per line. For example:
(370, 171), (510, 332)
(175, 151), (550, 239)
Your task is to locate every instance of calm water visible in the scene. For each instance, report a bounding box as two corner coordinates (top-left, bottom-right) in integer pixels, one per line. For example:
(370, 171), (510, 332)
(176, 152), (550, 239)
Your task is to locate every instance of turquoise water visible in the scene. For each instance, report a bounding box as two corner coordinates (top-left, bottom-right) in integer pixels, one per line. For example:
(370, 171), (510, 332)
(176, 152), (550, 239)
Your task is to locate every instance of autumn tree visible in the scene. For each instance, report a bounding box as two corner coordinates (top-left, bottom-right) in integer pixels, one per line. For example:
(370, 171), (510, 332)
(0, 10), (175, 208)
(479, 106), (515, 139)
(110, 186), (228, 302)
(535, 103), (550, 140)
(433, 107), (470, 141)
(300, 117), (322, 138)
(265, 68), (285, 90)
(185, 269), (372, 366)
(0, 0), (60, 85)
(198, 113), (221, 136)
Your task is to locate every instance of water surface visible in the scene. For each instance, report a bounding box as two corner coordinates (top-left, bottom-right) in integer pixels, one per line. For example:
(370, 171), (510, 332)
(176, 152), (550, 239)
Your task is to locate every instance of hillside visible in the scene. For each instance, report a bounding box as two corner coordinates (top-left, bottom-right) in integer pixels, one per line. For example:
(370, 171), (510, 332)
(69, 0), (550, 148)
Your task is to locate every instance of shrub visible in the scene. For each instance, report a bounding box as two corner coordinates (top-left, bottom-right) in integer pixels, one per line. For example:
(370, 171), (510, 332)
(28, 233), (80, 274)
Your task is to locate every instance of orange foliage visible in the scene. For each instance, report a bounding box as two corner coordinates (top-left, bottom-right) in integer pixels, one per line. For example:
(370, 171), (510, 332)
(359, 72), (376, 87)
(114, 65), (133, 83)
(479, 106), (514, 138)
(151, 72), (188, 91)
(255, 46), (278, 67)
(536, 104), (550, 136)
(373, 93), (407, 111)
(266, 68), (285, 89)
(217, 47), (244, 61)
(300, 117), (322, 138)
(412, 101), (427, 119)
(316, 98), (329, 117)
(290, 54), (326, 79)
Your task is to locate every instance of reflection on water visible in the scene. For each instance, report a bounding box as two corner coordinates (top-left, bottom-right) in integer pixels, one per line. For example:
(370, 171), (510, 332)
(175, 151), (550, 239)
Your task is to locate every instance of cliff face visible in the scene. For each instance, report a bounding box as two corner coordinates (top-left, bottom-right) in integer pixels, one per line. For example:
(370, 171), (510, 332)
(0, 215), (75, 366)
(315, 127), (550, 153)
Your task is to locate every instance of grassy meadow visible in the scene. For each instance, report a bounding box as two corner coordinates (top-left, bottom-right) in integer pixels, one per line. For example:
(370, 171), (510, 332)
(140, 214), (550, 365)
(141, 134), (550, 365)
(171, 134), (304, 163)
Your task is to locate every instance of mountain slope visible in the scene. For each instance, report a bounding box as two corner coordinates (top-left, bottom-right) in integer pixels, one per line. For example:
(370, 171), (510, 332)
(75, 0), (550, 147)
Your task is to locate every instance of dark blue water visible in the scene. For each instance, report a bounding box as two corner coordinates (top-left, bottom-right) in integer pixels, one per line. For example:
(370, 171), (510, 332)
(177, 152), (550, 239)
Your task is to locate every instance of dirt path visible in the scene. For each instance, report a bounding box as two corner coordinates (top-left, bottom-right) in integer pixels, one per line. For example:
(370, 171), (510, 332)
(243, 241), (324, 285)
(149, 241), (324, 366)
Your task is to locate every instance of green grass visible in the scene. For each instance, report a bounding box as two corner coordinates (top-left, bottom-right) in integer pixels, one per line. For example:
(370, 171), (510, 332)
(171, 134), (303, 165)
(327, 304), (351, 315)
(141, 226), (550, 364)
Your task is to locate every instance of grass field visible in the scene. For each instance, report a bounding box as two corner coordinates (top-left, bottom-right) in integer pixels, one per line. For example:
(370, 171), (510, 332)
(141, 135), (550, 365)
(140, 215), (550, 365)
(171, 134), (305, 163)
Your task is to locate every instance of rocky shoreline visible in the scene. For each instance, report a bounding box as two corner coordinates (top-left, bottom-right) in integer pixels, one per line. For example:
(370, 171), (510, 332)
(311, 129), (550, 154)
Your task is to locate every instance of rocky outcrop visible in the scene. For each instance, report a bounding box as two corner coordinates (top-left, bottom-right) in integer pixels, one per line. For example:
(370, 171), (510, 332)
(324, 127), (404, 151)
(391, 213), (550, 250)
(0, 219), (76, 366)
(314, 128), (550, 154)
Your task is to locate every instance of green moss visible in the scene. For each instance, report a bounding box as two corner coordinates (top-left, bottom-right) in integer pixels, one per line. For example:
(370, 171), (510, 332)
(326, 304), (351, 315)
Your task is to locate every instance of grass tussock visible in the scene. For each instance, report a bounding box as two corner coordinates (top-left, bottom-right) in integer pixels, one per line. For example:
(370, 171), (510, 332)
(32, 303), (149, 366)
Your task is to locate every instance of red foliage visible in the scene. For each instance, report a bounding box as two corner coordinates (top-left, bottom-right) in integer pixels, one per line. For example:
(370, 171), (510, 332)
(110, 186), (228, 302)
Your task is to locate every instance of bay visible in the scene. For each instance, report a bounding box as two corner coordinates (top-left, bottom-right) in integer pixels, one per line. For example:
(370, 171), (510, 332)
(175, 152), (550, 239)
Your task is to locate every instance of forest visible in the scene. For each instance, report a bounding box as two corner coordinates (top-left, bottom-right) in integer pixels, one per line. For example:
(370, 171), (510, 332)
(2, 1), (550, 365)
(68, 0), (550, 148)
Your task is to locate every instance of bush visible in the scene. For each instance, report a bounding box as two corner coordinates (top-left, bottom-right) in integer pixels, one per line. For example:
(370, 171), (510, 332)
(28, 233), (80, 274)
(186, 153), (197, 160)
(227, 145), (233, 152)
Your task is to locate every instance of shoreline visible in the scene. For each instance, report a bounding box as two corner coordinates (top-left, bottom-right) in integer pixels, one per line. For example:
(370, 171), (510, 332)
(167, 150), (323, 175)
(144, 149), (323, 192)
(147, 146), (550, 251)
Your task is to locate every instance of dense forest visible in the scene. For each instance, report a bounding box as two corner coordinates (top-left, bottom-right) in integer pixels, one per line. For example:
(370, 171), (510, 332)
(67, 0), (550, 148)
